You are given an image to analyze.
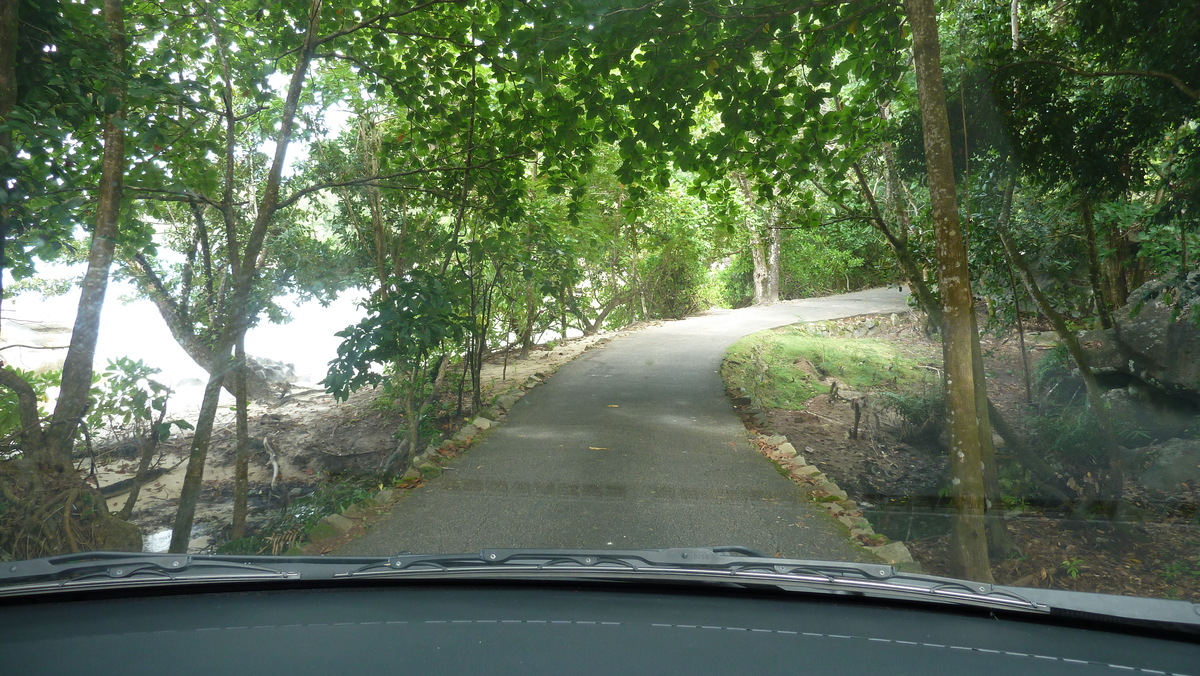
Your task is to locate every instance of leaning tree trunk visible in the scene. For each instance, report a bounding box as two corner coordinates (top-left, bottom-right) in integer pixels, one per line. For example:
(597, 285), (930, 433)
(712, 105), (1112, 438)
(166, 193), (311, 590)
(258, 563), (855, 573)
(129, 267), (274, 400)
(998, 228), (1123, 511)
(170, 0), (323, 553)
(906, 0), (994, 582)
(851, 161), (942, 331)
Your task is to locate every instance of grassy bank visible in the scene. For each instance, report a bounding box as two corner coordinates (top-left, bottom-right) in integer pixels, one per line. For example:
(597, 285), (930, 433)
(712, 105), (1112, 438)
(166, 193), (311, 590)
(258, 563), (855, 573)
(722, 322), (937, 409)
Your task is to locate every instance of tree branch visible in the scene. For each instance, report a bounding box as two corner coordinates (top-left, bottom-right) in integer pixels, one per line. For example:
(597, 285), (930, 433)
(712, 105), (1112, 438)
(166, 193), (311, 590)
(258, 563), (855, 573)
(276, 152), (525, 211)
(0, 367), (47, 451)
(1002, 59), (1198, 100)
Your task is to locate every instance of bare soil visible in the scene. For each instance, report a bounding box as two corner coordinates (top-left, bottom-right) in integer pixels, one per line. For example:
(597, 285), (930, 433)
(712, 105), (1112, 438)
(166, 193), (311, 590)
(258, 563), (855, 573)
(742, 312), (1200, 602)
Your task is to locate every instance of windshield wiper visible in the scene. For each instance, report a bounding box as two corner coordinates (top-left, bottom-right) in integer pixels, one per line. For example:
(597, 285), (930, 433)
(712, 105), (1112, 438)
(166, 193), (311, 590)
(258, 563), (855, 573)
(0, 551), (300, 596)
(3, 547), (1198, 633)
(340, 546), (1043, 613)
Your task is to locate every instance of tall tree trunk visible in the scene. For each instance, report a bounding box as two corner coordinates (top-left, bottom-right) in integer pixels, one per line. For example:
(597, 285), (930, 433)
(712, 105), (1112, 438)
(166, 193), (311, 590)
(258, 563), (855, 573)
(1104, 227), (1134, 307)
(1080, 197), (1113, 329)
(1010, 0), (1020, 49)
(748, 228), (769, 304)
(735, 173), (778, 305)
(230, 335), (250, 539)
(906, 0), (993, 582)
(767, 207), (782, 301)
(43, 0), (128, 466)
(171, 0), (323, 553)
(0, 0), (142, 557)
(0, 0), (16, 330)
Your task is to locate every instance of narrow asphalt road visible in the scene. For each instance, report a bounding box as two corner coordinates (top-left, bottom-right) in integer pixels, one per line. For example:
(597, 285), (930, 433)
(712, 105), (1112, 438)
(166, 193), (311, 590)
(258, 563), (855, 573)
(339, 287), (911, 559)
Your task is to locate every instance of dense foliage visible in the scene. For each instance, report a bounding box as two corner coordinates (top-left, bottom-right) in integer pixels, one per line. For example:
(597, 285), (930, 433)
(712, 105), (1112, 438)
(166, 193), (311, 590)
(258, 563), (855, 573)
(0, 0), (1194, 581)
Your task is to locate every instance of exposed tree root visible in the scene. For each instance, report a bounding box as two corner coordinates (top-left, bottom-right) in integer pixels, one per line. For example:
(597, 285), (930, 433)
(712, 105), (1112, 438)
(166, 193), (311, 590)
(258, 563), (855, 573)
(0, 461), (141, 560)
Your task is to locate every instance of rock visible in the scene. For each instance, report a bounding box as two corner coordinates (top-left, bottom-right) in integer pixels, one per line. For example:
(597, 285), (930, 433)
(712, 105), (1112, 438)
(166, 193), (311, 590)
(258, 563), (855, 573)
(817, 482), (849, 501)
(400, 468), (422, 483)
(342, 502), (370, 519)
(865, 542), (915, 565)
(790, 465), (821, 478)
(1082, 273), (1200, 400)
(838, 499), (858, 511)
(732, 395), (752, 406)
(837, 515), (866, 530)
(246, 356), (296, 384)
(417, 462), (442, 478)
(307, 522), (338, 542)
(1100, 386), (1197, 437)
(777, 442), (798, 457)
(496, 393), (522, 410)
(1138, 438), (1200, 493)
(762, 434), (787, 446)
(94, 514), (142, 552)
(850, 527), (876, 539)
(373, 488), (396, 504)
(473, 417), (493, 430)
(453, 424), (479, 442)
(523, 375), (542, 389)
(320, 513), (355, 534)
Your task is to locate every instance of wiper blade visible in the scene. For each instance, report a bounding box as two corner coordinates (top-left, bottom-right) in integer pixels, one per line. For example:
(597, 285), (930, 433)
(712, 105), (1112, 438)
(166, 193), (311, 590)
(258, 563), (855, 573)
(0, 551), (301, 596)
(341, 546), (1043, 614)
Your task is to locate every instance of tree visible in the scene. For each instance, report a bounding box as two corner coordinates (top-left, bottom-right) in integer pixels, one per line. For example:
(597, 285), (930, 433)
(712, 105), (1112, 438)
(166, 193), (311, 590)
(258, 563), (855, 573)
(170, 0), (327, 552)
(325, 270), (465, 469)
(904, 0), (993, 581)
(0, 0), (141, 557)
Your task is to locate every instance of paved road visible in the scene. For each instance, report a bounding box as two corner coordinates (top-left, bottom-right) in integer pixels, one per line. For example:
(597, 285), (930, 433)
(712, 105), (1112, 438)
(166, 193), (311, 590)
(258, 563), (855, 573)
(339, 287), (911, 558)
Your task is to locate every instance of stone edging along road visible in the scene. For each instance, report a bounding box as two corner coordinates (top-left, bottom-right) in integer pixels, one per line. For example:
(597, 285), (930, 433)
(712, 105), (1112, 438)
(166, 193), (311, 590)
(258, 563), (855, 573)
(319, 288), (919, 567)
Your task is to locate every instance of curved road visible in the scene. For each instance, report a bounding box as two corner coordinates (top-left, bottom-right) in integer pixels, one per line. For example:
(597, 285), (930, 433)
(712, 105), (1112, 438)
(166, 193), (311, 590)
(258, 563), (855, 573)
(339, 287), (911, 559)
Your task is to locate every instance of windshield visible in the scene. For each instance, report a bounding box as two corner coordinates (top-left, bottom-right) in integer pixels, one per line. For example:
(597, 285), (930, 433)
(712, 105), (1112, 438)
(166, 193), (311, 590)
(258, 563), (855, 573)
(1, 0), (1197, 608)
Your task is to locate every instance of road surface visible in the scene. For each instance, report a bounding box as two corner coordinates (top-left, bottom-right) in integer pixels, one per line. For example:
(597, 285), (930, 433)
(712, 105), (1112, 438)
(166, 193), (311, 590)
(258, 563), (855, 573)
(339, 287), (911, 558)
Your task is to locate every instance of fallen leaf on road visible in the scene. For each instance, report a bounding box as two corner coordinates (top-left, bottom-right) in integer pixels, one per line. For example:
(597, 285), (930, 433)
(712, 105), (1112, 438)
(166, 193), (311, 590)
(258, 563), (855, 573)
(607, 405), (619, 408)
(588, 446), (608, 450)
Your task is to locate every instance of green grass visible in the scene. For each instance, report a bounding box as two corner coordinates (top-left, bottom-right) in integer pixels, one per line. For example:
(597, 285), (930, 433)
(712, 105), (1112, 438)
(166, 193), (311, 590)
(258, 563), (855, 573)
(723, 324), (937, 410)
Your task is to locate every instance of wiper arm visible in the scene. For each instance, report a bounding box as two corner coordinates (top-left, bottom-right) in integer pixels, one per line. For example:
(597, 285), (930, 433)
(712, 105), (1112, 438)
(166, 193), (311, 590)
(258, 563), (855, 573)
(341, 547), (1042, 613)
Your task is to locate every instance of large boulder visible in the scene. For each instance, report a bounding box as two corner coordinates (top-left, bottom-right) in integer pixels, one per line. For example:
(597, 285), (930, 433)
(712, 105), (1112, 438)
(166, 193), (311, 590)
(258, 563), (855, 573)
(1137, 438), (1200, 494)
(1082, 272), (1200, 403)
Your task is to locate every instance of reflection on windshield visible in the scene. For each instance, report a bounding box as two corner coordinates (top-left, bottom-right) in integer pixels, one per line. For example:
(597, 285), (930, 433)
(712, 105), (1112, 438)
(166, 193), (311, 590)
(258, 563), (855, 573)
(0, 0), (1196, 603)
